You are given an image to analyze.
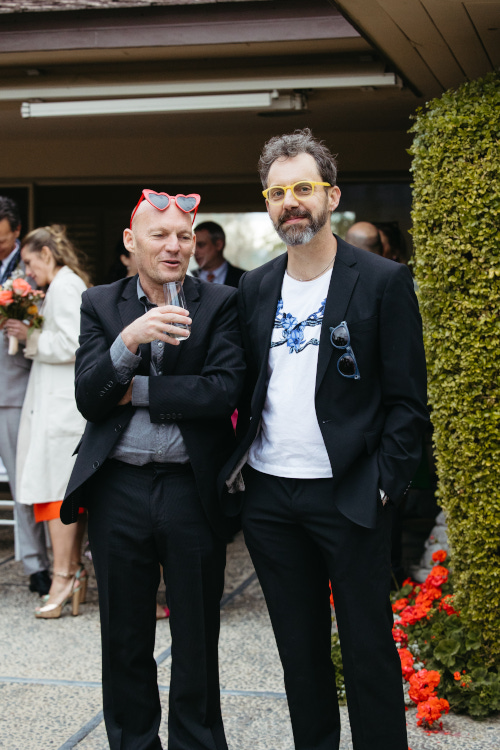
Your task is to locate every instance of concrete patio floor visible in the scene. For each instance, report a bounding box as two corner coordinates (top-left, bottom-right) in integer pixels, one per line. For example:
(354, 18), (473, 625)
(0, 520), (499, 750)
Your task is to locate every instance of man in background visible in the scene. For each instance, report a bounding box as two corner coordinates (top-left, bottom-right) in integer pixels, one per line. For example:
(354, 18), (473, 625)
(0, 195), (50, 595)
(193, 220), (244, 287)
(345, 220), (383, 255)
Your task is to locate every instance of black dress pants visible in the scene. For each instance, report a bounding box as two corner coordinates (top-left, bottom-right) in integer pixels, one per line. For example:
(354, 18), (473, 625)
(87, 460), (228, 750)
(242, 467), (407, 750)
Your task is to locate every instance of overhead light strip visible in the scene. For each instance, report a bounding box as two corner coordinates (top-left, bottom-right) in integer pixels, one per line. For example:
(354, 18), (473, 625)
(7, 72), (399, 103)
(21, 92), (306, 118)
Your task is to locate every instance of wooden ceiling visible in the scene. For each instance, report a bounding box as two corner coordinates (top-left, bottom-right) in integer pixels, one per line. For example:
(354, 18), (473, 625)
(334, 0), (500, 97)
(0, 0), (497, 188)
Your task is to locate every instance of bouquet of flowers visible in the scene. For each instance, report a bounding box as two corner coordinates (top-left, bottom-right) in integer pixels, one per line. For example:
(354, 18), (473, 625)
(0, 276), (44, 355)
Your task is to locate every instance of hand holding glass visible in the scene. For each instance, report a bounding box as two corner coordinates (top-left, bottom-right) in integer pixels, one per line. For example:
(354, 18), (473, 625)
(163, 282), (191, 341)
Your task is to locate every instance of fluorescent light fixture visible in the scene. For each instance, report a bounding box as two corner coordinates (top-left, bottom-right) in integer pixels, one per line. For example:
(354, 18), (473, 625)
(7, 69), (400, 104)
(21, 91), (306, 118)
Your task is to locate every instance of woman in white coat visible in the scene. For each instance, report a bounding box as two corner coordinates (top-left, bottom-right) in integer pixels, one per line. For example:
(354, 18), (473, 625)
(5, 225), (90, 618)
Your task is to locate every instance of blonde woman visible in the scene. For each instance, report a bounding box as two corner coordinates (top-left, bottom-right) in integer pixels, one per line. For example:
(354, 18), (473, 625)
(4, 225), (90, 618)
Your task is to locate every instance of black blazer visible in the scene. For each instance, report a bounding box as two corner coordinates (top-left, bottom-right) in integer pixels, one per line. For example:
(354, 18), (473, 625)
(61, 274), (246, 539)
(192, 261), (245, 288)
(223, 262), (245, 288)
(221, 236), (429, 529)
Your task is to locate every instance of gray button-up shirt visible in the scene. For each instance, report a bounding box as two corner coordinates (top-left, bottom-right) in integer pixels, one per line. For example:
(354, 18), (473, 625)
(109, 279), (189, 465)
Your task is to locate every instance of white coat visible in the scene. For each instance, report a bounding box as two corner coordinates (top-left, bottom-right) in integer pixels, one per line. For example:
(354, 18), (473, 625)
(16, 265), (87, 506)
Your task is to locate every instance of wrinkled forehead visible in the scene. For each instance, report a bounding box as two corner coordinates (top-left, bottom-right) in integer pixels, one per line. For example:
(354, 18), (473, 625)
(132, 200), (194, 233)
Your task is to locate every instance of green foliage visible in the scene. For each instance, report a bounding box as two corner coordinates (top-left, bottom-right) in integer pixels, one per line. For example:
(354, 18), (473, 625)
(409, 71), (500, 660)
(394, 566), (500, 718)
(330, 630), (346, 705)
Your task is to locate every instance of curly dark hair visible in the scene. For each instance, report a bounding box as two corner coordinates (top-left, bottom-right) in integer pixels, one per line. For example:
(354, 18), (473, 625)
(258, 128), (338, 188)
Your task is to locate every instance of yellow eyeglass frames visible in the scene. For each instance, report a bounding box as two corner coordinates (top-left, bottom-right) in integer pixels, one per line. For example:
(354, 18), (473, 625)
(262, 180), (331, 204)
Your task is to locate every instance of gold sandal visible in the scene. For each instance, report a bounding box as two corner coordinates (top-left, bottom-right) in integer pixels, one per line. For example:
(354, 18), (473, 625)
(35, 572), (80, 619)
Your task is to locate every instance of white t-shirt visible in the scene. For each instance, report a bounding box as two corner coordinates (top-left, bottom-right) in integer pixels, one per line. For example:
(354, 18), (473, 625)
(248, 268), (333, 479)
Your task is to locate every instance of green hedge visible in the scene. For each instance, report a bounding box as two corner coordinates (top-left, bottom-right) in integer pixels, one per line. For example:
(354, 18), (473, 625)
(409, 71), (500, 661)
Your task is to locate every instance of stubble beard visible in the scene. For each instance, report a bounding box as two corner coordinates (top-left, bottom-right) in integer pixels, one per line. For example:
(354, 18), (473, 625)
(273, 206), (330, 246)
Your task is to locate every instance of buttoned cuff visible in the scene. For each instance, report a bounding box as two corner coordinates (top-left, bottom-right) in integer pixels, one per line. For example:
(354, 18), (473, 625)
(110, 334), (142, 384)
(131, 375), (149, 407)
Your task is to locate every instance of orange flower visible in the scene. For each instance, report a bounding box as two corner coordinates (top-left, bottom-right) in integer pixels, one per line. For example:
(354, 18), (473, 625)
(0, 290), (14, 305)
(26, 305), (38, 316)
(392, 597), (408, 613)
(392, 628), (408, 646)
(409, 669), (441, 704)
(431, 549), (447, 563)
(398, 603), (431, 626)
(398, 648), (415, 681)
(12, 277), (32, 296)
(426, 565), (449, 588)
(440, 594), (459, 616)
(416, 696), (449, 728)
(453, 671), (461, 681)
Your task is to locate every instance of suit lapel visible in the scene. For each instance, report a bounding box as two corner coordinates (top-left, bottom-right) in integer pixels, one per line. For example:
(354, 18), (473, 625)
(257, 253), (287, 367)
(315, 239), (359, 394)
(161, 274), (201, 375)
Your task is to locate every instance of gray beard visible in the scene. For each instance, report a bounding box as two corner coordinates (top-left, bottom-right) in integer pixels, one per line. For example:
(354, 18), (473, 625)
(274, 207), (330, 246)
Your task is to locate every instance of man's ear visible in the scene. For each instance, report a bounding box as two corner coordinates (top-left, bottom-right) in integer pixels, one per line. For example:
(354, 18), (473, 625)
(215, 239), (225, 255)
(14, 224), (21, 240)
(328, 186), (341, 212)
(123, 228), (134, 253)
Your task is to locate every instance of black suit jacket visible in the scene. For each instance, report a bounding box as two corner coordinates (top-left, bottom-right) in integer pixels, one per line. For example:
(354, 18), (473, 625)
(221, 236), (428, 529)
(61, 274), (245, 539)
(223, 261), (245, 288)
(192, 261), (245, 288)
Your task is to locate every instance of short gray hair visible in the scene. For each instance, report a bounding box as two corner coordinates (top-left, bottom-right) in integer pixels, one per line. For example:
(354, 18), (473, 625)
(258, 128), (338, 188)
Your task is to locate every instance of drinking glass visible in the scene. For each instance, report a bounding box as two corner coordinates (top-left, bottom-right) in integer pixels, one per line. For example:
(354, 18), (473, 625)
(163, 282), (191, 341)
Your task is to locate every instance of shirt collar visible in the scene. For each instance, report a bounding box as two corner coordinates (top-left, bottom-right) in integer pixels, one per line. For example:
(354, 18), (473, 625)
(0, 241), (20, 274)
(199, 260), (228, 284)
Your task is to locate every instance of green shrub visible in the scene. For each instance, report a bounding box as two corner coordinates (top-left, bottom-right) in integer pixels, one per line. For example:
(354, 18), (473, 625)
(409, 71), (500, 660)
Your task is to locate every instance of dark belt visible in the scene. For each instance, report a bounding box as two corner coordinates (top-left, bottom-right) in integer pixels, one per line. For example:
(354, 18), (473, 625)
(108, 458), (193, 475)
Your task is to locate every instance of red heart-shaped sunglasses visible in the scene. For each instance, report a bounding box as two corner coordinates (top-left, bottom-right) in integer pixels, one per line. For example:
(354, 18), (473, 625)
(130, 189), (201, 228)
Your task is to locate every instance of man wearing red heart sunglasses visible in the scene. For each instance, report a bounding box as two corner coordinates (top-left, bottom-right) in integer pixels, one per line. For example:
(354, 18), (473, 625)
(61, 189), (245, 750)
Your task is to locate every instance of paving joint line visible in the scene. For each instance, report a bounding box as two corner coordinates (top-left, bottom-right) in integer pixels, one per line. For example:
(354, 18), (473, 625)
(56, 569), (259, 749)
(0, 675), (287, 701)
(0, 554), (15, 567)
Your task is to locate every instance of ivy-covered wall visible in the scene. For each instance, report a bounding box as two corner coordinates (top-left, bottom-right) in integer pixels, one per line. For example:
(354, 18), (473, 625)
(409, 72), (500, 660)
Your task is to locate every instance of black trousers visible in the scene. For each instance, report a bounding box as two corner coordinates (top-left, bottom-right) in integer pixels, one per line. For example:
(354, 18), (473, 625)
(242, 467), (407, 750)
(87, 460), (228, 750)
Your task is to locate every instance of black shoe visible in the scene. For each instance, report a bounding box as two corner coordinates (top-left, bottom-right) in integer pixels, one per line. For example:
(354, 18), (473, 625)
(29, 570), (52, 596)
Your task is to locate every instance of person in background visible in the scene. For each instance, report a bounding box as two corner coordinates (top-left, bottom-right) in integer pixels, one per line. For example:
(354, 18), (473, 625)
(193, 220), (244, 287)
(106, 239), (139, 282)
(5, 225), (90, 618)
(345, 220), (383, 255)
(373, 221), (409, 264)
(0, 196), (51, 596)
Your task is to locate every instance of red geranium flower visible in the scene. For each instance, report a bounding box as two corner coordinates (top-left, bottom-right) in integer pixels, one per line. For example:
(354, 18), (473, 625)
(431, 549), (447, 563)
(416, 696), (449, 728)
(440, 594), (459, 616)
(454, 671), (461, 681)
(392, 597), (408, 613)
(398, 648), (415, 681)
(426, 565), (449, 588)
(392, 628), (408, 646)
(409, 669), (441, 704)
(398, 603), (431, 626)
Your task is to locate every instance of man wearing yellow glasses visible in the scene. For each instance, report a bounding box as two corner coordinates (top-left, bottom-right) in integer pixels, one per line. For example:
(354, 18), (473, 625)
(222, 128), (428, 750)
